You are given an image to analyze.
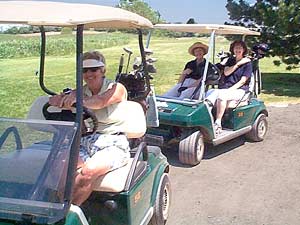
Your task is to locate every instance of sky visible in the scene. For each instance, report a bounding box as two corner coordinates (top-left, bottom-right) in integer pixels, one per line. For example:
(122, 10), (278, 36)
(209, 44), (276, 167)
(4, 0), (232, 24)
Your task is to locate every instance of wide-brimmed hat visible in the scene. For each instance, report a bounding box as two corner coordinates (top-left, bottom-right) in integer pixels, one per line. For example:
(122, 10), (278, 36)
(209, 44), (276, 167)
(188, 42), (208, 56)
(82, 59), (105, 68)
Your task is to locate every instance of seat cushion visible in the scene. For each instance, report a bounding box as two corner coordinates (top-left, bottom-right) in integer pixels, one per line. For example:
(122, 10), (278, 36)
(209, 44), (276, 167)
(92, 158), (133, 193)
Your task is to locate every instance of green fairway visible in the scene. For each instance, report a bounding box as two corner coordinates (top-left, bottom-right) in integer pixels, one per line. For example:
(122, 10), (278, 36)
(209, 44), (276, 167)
(0, 32), (299, 118)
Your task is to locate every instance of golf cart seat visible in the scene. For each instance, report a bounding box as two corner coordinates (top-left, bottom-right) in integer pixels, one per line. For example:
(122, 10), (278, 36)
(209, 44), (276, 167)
(92, 158), (134, 192)
(27, 96), (61, 133)
(93, 144), (148, 193)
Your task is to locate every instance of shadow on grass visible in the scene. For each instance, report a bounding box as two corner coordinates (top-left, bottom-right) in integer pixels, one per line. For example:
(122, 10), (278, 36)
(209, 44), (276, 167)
(262, 73), (300, 97)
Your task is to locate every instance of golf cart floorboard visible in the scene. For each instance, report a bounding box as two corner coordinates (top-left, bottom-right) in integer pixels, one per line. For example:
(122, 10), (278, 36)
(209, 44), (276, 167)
(212, 126), (252, 146)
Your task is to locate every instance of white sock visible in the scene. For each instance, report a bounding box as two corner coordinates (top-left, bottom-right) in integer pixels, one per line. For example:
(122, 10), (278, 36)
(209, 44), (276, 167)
(215, 119), (221, 126)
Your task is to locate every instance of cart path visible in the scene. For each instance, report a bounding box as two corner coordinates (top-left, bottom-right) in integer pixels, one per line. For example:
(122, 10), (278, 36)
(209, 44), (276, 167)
(165, 104), (300, 225)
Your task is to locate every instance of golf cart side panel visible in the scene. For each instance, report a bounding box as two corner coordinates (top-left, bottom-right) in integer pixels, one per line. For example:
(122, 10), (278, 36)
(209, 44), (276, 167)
(128, 149), (169, 225)
(0, 221), (16, 225)
(228, 99), (267, 130)
(83, 192), (129, 224)
(79, 149), (168, 225)
(157, 102), (214, 135)
(149, 161), (170, 206)
(65, 210), (85, 225)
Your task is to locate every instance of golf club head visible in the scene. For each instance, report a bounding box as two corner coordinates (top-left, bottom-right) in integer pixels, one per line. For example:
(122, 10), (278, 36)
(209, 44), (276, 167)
(144, 48), (153, 55)
(123, 47), (133, 55)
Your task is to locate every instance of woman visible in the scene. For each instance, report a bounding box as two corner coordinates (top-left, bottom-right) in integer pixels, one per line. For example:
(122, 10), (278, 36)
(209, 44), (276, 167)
(163, 41), (209, 99)
(206, 40), (252, 133)
(49, 51), (130, 205)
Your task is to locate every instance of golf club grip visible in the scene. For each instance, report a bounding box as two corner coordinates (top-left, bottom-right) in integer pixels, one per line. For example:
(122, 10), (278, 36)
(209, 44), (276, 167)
(119, 54), (124, 74)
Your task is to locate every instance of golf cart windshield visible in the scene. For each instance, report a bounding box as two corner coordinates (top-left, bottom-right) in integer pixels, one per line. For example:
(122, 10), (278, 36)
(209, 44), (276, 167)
(0, 118), (77, 224)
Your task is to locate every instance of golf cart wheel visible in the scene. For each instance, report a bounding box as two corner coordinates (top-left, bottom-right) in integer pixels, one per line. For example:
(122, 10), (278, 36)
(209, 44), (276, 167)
(149, 173), (171, 225)
(245, 114), (268, 142)
(179, 131), (205, 166)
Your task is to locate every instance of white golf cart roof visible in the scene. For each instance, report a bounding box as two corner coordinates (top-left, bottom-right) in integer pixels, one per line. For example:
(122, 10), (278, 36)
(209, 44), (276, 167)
(154, 24), (260, 36)
(0, 1), (153, 29)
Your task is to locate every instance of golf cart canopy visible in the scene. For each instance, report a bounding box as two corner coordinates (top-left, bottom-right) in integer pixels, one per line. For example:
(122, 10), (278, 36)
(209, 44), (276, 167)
(0, 1), (153, 29)
(154, 24), (260, 36)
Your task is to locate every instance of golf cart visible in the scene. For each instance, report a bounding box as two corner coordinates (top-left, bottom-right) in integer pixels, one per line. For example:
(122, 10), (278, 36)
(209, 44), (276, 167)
(147, 24), (269, 166)
(0, 2), (170, 225)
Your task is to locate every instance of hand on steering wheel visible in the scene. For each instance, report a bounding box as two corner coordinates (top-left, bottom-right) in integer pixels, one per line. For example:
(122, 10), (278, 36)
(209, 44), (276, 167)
(43, 102), (98, 136)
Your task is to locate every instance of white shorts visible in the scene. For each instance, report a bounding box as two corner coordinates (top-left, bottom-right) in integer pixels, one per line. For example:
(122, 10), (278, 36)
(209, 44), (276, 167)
(205, 88), (246, 105)
(79, 133), (130, 171)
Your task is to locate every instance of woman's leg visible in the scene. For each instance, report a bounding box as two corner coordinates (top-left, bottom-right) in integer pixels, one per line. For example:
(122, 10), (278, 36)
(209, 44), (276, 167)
(162, 83), (182, 98)
(72, 151), (112, 206)
(215, 89), (245, 128)
(72, 134), (130, 206)
(205, 89), (220, 106)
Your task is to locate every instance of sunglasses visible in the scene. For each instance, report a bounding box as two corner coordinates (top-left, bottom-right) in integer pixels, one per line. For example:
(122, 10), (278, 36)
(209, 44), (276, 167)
(83, 67), (100, 73)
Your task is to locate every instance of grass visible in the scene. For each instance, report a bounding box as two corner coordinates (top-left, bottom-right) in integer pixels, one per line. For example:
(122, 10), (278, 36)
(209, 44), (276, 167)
(0, 33), (299, 118)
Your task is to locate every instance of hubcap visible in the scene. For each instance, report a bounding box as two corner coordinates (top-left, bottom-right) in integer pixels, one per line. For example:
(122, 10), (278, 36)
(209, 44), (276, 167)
(257, 119), (267, 138)
(196, 139), (204, 161)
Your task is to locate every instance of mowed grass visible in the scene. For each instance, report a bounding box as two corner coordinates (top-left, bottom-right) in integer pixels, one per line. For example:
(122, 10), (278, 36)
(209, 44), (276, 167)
(0, 32), (299, 118)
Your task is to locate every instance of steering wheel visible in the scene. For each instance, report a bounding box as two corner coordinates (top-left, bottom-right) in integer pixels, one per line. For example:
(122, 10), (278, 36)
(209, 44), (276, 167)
(42, 102), (98, 136)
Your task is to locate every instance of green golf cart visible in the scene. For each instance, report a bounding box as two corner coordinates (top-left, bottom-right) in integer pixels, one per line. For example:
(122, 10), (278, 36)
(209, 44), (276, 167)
(147, 24), (269, 166)
(0, 1), (170, 225)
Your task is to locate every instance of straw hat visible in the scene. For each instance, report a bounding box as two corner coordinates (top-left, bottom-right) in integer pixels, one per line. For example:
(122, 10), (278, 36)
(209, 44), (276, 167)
(188, 42), (208, 56)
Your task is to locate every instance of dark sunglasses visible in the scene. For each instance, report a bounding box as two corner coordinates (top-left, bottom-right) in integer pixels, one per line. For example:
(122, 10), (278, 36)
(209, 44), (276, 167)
(83, 67), (100, 73)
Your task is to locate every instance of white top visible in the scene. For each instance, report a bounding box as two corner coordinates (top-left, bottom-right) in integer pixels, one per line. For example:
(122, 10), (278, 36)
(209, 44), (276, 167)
(0, 1), (153, 29)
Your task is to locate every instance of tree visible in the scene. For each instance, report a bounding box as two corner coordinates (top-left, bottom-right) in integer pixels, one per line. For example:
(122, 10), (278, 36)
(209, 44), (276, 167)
(186, 18), (196, 24)
(118, 0), (162, 24)
(226, 0), (300, 69)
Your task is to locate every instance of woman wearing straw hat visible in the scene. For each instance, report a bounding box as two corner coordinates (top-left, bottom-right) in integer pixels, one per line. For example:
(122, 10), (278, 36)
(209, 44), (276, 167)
(163, 41), (209, 99)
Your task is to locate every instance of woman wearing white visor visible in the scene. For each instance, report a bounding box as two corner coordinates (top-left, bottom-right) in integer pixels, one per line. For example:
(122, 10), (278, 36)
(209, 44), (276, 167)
(49, 50), (130, 206)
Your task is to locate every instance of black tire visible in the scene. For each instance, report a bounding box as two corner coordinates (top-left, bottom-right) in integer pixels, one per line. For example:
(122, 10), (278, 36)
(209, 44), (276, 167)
(178, 131), (205, 166)
(245, 114), (268, 142)
(149, 173), (171, 225)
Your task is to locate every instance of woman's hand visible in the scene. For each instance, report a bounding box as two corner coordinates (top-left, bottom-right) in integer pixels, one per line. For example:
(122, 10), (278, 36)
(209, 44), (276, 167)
(49, 94), (64, 107)
(236, 57), (251, 67)
(178, 68), (192, 83)
(61, 91), (76, 108)
(49, 91), (76, 109)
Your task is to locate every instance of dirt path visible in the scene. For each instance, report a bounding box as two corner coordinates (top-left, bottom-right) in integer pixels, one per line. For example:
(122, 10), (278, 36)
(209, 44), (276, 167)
(165, 104), (300, 225)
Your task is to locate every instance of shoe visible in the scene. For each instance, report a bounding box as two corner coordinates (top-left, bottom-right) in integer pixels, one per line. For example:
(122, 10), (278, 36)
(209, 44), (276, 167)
(214, 123), (222, 135)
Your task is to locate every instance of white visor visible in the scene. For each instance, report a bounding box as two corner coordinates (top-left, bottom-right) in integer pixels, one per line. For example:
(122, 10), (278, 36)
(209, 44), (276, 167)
(83, 59), (105, 68)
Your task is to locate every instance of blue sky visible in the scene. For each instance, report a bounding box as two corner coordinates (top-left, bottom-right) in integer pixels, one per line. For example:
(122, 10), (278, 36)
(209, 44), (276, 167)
(13, 0), (234, 23)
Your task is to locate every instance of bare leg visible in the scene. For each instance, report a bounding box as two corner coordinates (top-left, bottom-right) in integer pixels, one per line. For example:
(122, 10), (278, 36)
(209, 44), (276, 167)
(72, 153), (111, 206)
(216, 98), (228, 123)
